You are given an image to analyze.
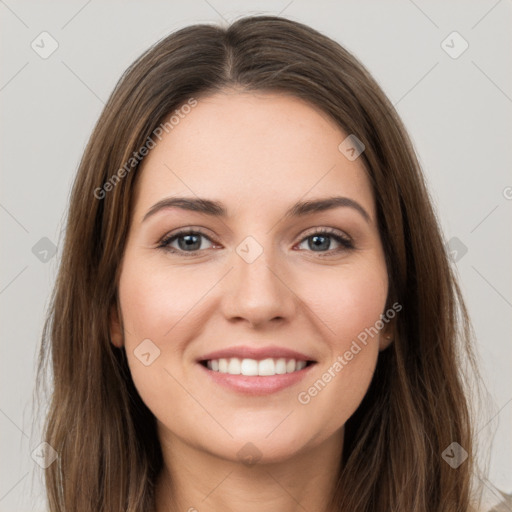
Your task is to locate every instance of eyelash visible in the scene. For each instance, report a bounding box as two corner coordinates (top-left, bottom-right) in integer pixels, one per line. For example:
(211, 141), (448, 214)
(156, 227), (354, 257)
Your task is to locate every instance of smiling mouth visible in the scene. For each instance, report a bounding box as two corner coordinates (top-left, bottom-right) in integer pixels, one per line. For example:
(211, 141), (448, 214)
(200, 357), (316, 376)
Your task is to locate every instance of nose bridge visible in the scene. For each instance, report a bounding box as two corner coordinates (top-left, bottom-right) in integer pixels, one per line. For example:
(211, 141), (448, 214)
(223, 235), (296, 325)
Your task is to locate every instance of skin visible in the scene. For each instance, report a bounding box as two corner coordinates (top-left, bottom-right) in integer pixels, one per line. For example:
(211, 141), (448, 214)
(110, 90), (394, 512)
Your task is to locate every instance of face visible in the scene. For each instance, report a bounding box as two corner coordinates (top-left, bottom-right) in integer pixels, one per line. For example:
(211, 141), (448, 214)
(110, 90), (393, 464)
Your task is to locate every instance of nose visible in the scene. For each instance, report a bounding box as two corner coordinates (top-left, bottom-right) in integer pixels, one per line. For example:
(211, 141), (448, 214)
(221, 246), (297, 328)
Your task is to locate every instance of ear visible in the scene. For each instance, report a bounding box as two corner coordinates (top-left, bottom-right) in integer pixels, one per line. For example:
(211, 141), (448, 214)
(109, 303), (124, 348)
(378, 318), (395, 351)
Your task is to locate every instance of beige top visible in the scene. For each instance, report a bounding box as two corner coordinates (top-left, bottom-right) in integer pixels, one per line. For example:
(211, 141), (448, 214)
(479, 487), (512, 512)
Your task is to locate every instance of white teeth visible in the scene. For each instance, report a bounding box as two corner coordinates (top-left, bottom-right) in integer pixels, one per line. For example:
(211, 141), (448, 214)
(240, 358), (259, 376)
(205, 357), (309, 376)
(275, 358), (287, 374)
(227, 358), (241, 375)
(218, 358), (228, 373)
(258, 358), (275, 376)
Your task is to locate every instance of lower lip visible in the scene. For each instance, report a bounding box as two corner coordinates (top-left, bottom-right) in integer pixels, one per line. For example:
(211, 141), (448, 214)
(197, 362), (316, 396)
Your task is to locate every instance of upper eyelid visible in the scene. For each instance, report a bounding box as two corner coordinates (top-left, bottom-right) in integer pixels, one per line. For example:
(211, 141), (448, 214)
(159, 227), (216, 244)
(299, 226), (351, 240)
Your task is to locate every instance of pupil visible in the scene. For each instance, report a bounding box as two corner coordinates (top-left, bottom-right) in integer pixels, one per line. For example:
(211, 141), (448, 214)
(179, 234), (200, 251)
(310, 235), (329, 251)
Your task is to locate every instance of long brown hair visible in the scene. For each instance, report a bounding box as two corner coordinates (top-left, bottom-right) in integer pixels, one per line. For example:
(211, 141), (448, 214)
(35, 14), (486, 511)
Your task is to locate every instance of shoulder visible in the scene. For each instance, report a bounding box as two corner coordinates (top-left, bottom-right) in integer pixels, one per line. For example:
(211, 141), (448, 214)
(477, 487), (512, 512)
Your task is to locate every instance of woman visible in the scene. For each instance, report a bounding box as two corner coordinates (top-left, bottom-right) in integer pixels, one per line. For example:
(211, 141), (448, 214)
(36, 14), (502, 512)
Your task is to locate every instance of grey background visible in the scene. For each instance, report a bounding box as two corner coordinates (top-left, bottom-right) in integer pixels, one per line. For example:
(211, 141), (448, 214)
(1, 0), (511, 510)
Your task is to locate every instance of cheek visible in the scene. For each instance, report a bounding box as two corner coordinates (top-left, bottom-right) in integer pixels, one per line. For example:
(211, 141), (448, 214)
(294, 262), (387, 417)
(303, 259), (388, 349)
(118, 256), (208, 339)
(116, 258), (200, 399)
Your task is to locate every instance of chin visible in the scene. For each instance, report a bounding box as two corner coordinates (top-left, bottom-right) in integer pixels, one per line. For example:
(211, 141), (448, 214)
(200, 422), (328, 466)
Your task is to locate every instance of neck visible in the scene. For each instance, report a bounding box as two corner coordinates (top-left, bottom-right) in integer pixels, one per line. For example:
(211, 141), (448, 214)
(154, 427), (344, 512)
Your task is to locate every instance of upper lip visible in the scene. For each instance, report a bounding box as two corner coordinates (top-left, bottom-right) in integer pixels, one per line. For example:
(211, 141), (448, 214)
(198, 345), (316, 362)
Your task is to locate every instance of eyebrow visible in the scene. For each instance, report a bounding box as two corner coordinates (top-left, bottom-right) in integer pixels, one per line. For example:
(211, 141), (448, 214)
(142, 195), (371, 224)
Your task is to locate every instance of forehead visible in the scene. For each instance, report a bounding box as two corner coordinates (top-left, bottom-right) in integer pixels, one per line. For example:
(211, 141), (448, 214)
(133, 91), (375, 220)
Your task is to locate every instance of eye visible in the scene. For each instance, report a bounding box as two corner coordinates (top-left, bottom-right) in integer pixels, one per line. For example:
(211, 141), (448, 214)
(296, 228), (354, 255)
(157, 229), (215, 255)
(157, 227), (354, 257)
